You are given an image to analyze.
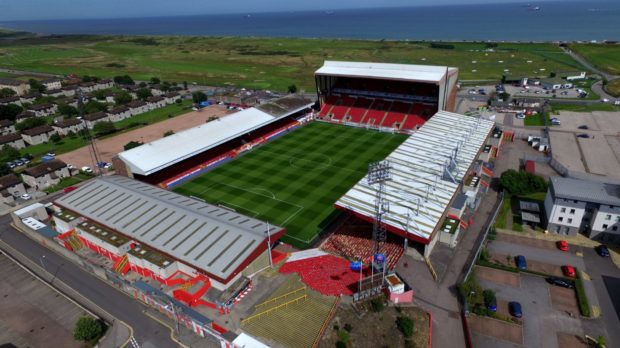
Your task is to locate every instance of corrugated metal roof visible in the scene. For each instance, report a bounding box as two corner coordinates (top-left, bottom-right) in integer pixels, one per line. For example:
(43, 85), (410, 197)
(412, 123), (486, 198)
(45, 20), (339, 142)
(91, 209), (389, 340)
(55, 176), (283, 282)
(119, 96), (313, 176)
(315, 61), (457, 83)
(336, 111), (494, 242)
(551, 176), (620, 207)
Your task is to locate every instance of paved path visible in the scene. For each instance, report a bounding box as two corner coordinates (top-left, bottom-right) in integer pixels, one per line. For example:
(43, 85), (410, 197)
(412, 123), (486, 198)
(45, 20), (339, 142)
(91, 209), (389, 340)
(0, 217), (180, 348)
(561, 46), (619, 102)
(488, 240), (585, 269)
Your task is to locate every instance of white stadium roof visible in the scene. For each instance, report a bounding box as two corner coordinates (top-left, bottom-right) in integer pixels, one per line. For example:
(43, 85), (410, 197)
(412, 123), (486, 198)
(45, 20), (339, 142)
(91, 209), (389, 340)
(55, 176), (284, 283)
(335, 111), (494, 243)
(119, 96), (313, 176)
(315, 61), (458, 84)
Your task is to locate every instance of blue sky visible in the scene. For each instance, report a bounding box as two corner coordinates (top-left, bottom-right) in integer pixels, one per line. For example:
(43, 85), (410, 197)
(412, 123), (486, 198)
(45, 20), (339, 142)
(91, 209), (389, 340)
(1, 0), (558, 21)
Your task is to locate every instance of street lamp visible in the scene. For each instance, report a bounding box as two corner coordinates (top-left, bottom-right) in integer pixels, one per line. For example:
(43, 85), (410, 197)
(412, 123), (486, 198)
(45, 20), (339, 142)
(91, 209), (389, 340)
(39, 255), (46, 269)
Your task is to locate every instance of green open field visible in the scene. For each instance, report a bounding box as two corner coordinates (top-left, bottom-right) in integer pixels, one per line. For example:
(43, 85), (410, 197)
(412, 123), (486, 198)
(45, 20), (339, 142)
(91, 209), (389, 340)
(571, 44), (620, 75)
(606, 78), (620, 98)
(173, 122), (407, 248)
(0, 36), (586, 91)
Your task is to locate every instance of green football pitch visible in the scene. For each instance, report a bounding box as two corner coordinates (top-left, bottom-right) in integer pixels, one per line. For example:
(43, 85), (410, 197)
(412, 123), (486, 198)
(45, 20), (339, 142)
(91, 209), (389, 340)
(173, 121), (407, 248)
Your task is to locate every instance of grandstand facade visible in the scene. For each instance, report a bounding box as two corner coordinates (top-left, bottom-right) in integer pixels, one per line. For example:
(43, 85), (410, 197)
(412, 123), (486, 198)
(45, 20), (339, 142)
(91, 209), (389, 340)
(113, 95), (314, 187)
(315, 61), (458, 132)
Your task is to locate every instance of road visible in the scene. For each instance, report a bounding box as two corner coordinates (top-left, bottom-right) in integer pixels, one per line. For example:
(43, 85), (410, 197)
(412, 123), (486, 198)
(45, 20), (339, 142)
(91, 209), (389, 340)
(561, 46), (619, 103)
(582, 247), (620, 348)
(0, 215), (179, 348)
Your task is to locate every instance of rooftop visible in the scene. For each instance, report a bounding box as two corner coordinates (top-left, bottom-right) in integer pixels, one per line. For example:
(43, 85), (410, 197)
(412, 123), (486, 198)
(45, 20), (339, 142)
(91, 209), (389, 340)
(23, 159), (67, 177)
(551, 176), (620, 207)
(83, 111), (108, 121)
(76, 219), (130, 248)
(54, 118), (83, 128)
(54, 176), (285, 283)
(119, 95), (313, 176)
(0, 174), (21, 189)
(336, 111), (494, 243)
(22, 125), (54, 136)
(0, 133), (22, 144)
(0, 78), (26, 86)
(315, 61), (458, 84)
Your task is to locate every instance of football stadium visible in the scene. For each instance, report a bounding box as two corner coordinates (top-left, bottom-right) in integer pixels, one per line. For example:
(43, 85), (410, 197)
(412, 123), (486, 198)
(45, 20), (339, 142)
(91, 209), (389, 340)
(46, 61), (503, 347)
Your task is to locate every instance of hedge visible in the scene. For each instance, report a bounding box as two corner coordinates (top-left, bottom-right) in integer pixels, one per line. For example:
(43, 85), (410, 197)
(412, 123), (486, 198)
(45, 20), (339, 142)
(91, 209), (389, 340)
(575, 275), (591, 317)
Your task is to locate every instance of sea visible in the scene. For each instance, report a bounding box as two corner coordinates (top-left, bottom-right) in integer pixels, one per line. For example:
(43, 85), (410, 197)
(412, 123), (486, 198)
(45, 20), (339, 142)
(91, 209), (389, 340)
(1, 1), (620, 41)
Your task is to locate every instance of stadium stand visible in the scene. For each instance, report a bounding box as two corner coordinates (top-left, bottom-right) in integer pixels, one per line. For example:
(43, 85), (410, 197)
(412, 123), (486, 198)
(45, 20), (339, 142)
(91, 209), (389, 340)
(345, 97), (372, 123)
(382, 101), (411, 129)
(329, 95), (355, 121)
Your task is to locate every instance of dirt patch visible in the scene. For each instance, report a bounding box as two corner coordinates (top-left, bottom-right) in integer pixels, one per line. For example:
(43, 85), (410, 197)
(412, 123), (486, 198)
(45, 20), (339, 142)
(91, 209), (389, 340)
(475, 265), (521, 288)
(497, 232), (560, 251)
(319, 302), (429, 348)
(57, 105), (231, 169)
(468, 315), (523, 345)
(549, 285), (579, 315)
(557, 332), (587, 348)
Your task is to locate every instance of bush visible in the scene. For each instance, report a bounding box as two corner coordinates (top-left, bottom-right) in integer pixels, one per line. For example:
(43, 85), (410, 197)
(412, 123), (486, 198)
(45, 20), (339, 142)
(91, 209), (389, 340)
(369, 297), (385, 312)
(343, 323), (352, 332)
(124, 141), (143, 151)
(93, 121), (116, 137)
(338, 330), (350, 343)
(50, 133), (62, 143)
(430, 42), (455, 49)
(575, 275), (591, 317)
(396, 316), (414, 338)
(73, 317), (104, 343)
(335, 341), (347, 348)
(163, 130), (174, 137)
(483, 289), (495, 305)
(479, 248), (490, 262)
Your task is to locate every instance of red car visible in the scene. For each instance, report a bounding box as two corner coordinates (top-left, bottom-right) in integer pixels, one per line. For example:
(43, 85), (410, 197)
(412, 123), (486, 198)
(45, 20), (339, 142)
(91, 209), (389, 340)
(557, 240), (569, 252)
(63, 186), (77, 193)
(562, 265), (576, 278)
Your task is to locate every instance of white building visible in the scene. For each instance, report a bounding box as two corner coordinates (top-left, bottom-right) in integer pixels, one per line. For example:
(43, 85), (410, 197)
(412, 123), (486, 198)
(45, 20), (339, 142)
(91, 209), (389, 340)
(41, 79), (62, 91)
(545, 176), (620, 242)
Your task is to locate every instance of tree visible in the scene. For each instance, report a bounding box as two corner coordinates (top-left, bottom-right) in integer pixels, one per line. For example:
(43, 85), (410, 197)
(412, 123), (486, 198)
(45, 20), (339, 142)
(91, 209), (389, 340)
(28, 78), (46, 93)
(183, 81), (188, 90)
(150, 77), (161, 85)
(84, 100), (108, 114)
(81, 75), (100, 83)
(58, 103), (79, 117)
(0, 88), (16, 98)
(93, 121), (116, 136)
(0, 162), (11, 176)
(0, 104), (23, 121)
(73, 317), (104, 343)
(287, 84), (298, 94)
(163, 130), (174, 137)
(500, 169), (548, 196)
(113, 75), (134, 85)
(15, 117), (47, 132)
(192, 91), (207, 103)
(124, 141), (143, 150)
(0, 144), (21, 163)
(93, 89), (107, 100)
(114, 91), (132, 105)
(136, 88), (152, 100)
(549, 72), (557, 78)
(396, 316), (414, 338)
(50, 133), (62, 143)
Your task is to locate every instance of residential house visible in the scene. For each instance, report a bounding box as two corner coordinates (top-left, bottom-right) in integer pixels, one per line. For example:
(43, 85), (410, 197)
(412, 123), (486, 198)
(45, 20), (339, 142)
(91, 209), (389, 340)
(164, 92), (181, 104)
(105, 92), (116, 104)
(15, 111), (36, 123)
(21, 125), (57, 145)
(52, 118), (85, 136)
(79, 82), (97, 93)
(121, 85), (138, 99)
(0, 133), (26, 150)
(545, 176), (620, 243)
(28, 103), (58, 117)
(107, 106), (131, 122)
(150, 84), (165, 96)
(19, 93), (38, 105)
(0, 174), (26, 204)
(0, 96), (21, 106)
(61, 85), (78, 97)
(21, 159), (70, 190)
(146, 96), (166, 110)
(43, 89), (64, 98)
(96, 79), (114, 90)
(0, 78), (30, 96)
(127, 100), (148, 116)
(0, 120), (16, 135)
(83, 111), (110, 129)
(515, 98), (543, 109)
(41, 78), (62, 91)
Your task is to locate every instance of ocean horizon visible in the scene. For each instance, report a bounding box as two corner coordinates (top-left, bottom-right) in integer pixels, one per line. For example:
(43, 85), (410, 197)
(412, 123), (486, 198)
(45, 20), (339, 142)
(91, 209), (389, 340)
(1, 1), (619, 41)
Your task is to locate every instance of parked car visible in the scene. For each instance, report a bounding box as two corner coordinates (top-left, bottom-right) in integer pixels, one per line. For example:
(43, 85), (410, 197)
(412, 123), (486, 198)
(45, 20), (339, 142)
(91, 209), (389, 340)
(14, 159), (24, 166)
(21, 193), (31, 200)
(578, 125), (589, 130)
(516, 112), (525, 119)
(20, 157), (30, 164)
(6, 161), (16, 169)
(557, 240), (569, 252)
(602, 98), (610, 103)
(562, 265), (576, 278)
(484, 290), (497, 312)
(81, 166), (93, 173)
(46, 152), (55, 157)
(596, 245), (610, 257)
(509, 301), (522, 318)
(515, 255), (527, 270)
(614, 100), (620, 106)
(97, 161), (107, 168)
(63, 186), (77, 193)
(576, 133), (590, 138)
(550, 118), (561, 125)
(546, 276), (574, 289)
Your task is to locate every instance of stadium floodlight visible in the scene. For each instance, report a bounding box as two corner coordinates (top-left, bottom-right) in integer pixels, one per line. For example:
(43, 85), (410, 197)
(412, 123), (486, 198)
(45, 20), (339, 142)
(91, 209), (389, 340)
(367, 160), (392, 185)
